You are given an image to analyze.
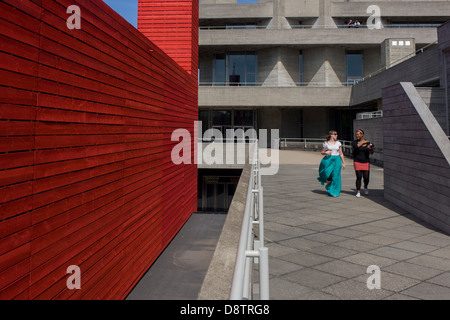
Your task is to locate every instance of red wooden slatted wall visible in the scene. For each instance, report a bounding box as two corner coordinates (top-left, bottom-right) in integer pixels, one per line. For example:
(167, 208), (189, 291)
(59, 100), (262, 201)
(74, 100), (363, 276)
(0, 0), (198, 299)
(138, 0), (199, 76)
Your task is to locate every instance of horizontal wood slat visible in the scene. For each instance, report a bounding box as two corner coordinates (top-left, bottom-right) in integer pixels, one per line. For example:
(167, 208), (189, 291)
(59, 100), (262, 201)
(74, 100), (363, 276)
(0, 0), (198, 300)
(138, 0), (199, 77)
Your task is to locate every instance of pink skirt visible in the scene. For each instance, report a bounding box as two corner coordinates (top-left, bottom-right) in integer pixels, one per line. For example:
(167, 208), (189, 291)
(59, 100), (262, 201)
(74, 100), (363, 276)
(354, 161), (370, 171)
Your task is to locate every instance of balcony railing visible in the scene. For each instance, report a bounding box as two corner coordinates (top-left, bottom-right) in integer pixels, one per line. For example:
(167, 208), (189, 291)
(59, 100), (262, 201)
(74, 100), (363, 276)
(199, 24), (442, 30)
(356, 111), (383, 120)
(199, 81), (360, 87)
(275, 138), (354, 156)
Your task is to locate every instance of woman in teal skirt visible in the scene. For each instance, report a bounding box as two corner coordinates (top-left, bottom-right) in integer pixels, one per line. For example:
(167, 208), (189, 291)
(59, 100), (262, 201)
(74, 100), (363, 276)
(317, 130), (346, 197)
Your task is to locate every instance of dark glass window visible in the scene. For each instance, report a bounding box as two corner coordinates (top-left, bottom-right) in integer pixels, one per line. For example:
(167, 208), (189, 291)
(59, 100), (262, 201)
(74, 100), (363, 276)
(233, 110), (253, 127)
(199, 110), (209, 134)
(213, 51), (257, 86)
(212, 110), (232, 126)
(346, 50), (363, 85)
(299, 50), (303, 85)
(213, 53), (226, 86)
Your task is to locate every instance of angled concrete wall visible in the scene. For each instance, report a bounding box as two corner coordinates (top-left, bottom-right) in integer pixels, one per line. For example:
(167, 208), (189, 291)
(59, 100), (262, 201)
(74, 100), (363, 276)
(382, 82), (450, 235)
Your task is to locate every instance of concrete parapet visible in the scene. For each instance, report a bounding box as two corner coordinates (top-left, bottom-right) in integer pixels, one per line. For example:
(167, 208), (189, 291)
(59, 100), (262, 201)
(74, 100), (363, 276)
(350, 45), (440, 106)
(199, 86), (352, 107)
(199, 28), (437, 46)
(197, 161), (252, 299)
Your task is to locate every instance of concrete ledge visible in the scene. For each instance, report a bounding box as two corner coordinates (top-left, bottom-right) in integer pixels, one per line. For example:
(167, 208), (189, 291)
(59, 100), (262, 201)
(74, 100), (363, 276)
(200, 28), (437, 46)
(199, 86), (352, 107)
(197, 161), (252, 300)
(331, 1), (450, 18)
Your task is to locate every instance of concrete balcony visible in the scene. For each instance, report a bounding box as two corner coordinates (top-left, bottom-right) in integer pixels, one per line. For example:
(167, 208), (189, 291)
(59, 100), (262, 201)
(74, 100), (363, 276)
(331, 1), (450, 18)
(200, 1), (320, 19)
(198, 86), (352, 108)
(199, 27), (438, 47)
(200, 2), (274, 20)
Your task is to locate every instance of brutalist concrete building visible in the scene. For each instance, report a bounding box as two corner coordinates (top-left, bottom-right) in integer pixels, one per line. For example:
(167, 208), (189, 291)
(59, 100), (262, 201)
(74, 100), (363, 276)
(198, 0), (450, 141)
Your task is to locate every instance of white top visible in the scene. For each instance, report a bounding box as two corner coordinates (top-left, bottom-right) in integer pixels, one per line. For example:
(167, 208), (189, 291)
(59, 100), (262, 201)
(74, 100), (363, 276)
(323, 141), (341, 156)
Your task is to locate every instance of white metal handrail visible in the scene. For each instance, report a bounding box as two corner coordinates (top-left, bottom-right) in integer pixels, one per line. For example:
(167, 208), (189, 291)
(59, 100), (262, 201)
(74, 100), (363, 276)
(276, 138), (354, 154)
(356, 110), (383, 119)
(230, 142), (269, 300)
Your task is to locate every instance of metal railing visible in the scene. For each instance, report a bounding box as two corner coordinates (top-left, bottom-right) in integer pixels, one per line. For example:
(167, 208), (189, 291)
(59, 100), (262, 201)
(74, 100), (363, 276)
(230, 142), (269, 300)
(199, 81), (357, 87)
(275, 138), (354, 155)
(356, 110), (383, 119)
(199, 24), (442, 30)
(355, 41), (438, 83)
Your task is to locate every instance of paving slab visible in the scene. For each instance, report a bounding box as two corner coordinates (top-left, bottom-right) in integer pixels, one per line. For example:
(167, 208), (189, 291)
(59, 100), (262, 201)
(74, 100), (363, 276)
(127, 150), (450, 300)
(262, 150), (450, 300)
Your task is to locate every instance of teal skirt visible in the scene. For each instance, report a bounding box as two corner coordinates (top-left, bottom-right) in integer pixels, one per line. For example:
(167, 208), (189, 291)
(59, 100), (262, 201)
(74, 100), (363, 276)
(317, 155), (342, 197)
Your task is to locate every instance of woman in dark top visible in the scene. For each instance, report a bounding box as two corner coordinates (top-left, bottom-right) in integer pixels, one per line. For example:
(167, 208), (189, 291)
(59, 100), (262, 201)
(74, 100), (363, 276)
(351, 129), (374, 197)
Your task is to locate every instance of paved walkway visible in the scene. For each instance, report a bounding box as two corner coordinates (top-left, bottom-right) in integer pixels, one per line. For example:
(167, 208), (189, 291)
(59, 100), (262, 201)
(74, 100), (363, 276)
(262, 150), (450, 299)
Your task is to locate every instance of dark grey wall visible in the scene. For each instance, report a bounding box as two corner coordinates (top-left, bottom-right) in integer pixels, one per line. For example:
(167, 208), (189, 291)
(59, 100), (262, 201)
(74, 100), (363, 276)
(382, 82), (450, 235)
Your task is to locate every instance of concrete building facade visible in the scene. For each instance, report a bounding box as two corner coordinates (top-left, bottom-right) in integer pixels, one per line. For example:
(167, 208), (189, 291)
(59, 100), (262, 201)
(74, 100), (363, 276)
(198, 0), (450, 141)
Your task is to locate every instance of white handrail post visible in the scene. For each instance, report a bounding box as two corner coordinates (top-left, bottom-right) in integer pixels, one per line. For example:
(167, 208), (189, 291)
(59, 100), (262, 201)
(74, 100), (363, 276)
(259, 247), (269, 300)
(258, 186), (264, 248)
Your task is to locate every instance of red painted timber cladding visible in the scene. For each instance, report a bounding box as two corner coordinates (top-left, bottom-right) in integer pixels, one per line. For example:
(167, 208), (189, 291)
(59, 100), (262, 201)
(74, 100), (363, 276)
(0, 0), (198, 299)
(138, 0), (199, 77)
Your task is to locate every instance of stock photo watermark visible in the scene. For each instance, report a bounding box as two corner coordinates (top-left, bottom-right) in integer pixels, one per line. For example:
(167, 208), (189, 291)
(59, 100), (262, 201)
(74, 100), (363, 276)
(366, 265), (381, 290)
(66, 5), (81, 30)
(66, 265), (81, 290)
(367, 5), (382, 30)
(171, 121), (280, 175)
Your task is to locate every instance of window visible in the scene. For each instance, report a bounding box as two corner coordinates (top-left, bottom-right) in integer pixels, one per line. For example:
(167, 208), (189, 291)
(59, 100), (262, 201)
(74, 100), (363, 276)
(233, 110), (253, 127)
(213, 51), (257, 86)
(199, 110), (209, 134)
(212, 110), (232, 134)
(213, 53), (226, 86)
(346, 50), (363, 86)
(199, 109), (256, 138)
(226, 23), (257, 29)
(237, 0), (258, 3)
(299, 50), (303, 85)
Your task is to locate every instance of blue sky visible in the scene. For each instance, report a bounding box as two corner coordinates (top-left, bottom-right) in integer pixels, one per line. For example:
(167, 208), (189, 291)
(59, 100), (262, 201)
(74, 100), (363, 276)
(103, 0), (138, 28)
(102, 0), (259, 28)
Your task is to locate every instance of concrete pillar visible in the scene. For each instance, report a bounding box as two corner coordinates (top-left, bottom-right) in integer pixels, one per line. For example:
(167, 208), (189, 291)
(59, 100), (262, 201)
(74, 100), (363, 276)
(199, 54), (213, 84)
(303, 108), (329, 138)
(267, 0), (291, 29)
(303, 47), (345, 86)
(280, 108), (302, 138)
(258, 47), (300, 86)
(258, 107), (282, 144)
(314, 0), (337, 28)
(363, 47), (381, 77)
